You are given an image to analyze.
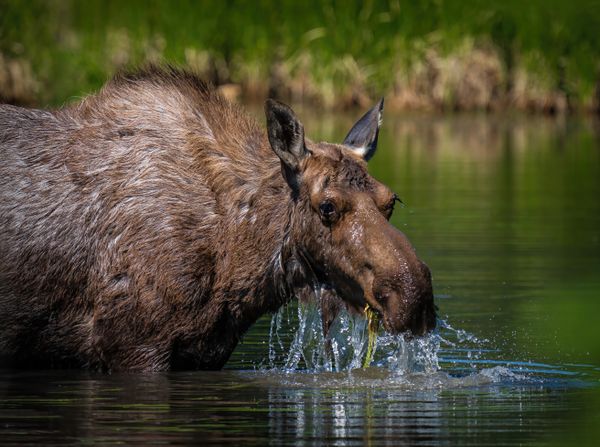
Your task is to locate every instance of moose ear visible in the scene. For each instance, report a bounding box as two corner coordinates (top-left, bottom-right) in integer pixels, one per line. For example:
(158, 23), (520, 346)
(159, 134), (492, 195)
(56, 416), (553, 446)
(342, 98), (384, 161)
(265, 99), (309, 188)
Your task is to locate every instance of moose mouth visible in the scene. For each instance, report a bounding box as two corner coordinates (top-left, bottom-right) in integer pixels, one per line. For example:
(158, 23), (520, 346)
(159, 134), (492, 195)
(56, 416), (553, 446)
(337, 286), (436, 337)
(316, 263), (436, 337)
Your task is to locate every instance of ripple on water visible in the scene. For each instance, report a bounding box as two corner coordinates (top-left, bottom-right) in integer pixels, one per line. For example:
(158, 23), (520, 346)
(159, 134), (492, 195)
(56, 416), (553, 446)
(243, 365), (539, 391)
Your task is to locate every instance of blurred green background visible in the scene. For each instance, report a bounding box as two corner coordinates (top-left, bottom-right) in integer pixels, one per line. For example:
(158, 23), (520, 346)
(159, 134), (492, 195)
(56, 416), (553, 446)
(1, 0), (599, 111)
(1, 1), (599, 445)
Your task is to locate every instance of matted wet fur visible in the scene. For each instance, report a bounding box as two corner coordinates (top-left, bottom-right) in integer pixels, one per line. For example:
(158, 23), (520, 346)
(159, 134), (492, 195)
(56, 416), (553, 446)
(0, 66), (435, 371)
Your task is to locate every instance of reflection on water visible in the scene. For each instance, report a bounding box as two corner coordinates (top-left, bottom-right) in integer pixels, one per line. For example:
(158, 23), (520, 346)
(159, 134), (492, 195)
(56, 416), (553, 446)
(1, 112), (599, 445)
(0, 367), (589, 446)
(262, 379), (576, 446)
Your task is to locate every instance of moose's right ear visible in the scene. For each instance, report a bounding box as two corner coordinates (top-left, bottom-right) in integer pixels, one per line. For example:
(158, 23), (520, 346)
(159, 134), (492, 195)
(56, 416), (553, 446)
(265, 99), (309, 187)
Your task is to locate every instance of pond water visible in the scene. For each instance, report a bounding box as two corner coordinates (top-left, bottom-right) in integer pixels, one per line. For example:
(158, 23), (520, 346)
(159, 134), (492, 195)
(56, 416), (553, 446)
(1, 111), (599, 445)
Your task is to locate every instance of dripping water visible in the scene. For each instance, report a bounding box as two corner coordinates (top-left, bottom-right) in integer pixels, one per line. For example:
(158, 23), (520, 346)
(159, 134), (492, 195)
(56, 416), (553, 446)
(255, 297), (594, 390)
(266, 297), (484, 374)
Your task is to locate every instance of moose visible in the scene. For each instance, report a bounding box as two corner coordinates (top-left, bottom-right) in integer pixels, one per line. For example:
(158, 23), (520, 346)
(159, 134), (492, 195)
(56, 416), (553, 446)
(0, 66), (435, 371)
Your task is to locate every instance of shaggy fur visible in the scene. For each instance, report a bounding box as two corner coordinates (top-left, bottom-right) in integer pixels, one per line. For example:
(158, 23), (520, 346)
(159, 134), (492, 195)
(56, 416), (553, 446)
(0, 66), (435, 371)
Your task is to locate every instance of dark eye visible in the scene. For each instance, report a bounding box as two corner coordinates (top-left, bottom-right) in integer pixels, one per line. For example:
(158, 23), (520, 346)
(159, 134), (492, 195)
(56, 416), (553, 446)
(319, 200), (337, 222)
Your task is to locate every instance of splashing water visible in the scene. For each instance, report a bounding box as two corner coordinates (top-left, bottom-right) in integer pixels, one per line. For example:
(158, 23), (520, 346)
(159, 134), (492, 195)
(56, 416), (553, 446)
(265, 298), (486, 375)
(255, 298), (596, 390)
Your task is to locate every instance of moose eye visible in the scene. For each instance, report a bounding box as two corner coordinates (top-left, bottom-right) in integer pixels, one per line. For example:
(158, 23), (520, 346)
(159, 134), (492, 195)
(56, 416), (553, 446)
(319, 201), (337, 222)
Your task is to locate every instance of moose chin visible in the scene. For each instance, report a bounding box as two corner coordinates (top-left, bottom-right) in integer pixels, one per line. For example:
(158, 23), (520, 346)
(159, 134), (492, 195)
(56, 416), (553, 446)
(0, 66), (436, 372)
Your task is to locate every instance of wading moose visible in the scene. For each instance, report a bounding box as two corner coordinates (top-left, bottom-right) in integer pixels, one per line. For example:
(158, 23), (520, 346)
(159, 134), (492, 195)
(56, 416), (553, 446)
(0, 67), (435, 371)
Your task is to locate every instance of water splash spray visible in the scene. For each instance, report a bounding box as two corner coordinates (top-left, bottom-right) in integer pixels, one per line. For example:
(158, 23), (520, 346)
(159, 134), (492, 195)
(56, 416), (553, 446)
(265, 298), (482, 374)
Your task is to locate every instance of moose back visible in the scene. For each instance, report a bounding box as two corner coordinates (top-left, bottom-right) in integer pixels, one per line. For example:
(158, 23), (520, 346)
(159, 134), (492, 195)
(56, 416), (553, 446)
(0, 67), (435, 371)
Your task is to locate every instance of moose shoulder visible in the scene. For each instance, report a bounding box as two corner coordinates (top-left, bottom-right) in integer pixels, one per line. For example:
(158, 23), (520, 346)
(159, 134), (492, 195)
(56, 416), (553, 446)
(0, 67), (435, 371)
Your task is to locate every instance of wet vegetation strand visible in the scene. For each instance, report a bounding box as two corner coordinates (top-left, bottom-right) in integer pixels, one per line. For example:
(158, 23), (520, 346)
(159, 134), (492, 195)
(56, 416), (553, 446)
(1, 0), (599, 112)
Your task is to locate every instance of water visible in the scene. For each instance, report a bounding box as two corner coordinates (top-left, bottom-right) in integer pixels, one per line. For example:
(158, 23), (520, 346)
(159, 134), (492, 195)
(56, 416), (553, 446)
(1, 112), (600, 445)
(264, 298), (443, 373)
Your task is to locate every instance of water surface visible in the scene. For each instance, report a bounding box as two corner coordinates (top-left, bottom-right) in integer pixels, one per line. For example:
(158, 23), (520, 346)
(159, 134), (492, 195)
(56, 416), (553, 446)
(1, 112), (599, 445)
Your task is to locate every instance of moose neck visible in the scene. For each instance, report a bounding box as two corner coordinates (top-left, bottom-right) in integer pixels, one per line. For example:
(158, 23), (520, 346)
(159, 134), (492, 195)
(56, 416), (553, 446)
(194, 156), (312, 369)
(227, 166), (308, 318)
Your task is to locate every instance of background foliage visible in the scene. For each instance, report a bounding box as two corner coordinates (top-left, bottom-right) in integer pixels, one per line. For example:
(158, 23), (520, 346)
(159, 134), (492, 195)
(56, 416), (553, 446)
(1, 0), (599, 110)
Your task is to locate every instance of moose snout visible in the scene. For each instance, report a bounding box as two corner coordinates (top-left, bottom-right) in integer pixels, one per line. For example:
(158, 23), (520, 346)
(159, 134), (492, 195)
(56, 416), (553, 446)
(373, 261), (436, 336)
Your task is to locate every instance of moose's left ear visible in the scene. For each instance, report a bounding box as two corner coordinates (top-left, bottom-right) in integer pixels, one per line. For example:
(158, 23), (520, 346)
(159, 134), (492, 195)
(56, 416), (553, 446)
(342, 98), (384, 161)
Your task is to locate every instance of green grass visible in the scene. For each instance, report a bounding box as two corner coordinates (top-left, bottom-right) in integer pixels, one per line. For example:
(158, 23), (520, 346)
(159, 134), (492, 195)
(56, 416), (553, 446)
(0, 0), (599, 109)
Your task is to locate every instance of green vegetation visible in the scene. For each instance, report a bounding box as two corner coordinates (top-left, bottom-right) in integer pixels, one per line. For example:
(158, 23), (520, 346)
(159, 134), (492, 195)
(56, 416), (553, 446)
(0, 0), (599, 109)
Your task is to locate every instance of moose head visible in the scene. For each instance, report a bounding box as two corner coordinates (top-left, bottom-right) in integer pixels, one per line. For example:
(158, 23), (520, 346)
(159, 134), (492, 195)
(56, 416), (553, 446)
(265, 99), (436, 336)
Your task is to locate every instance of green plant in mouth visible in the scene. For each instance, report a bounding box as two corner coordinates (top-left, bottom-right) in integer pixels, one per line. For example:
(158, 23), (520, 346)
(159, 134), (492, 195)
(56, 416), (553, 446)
(363, 303), (380, 368)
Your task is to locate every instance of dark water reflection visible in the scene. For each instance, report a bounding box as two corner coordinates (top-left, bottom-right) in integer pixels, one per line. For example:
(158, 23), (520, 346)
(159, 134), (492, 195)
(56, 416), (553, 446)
(0, 368), (587, 446)
(1, 112), (600, 445)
